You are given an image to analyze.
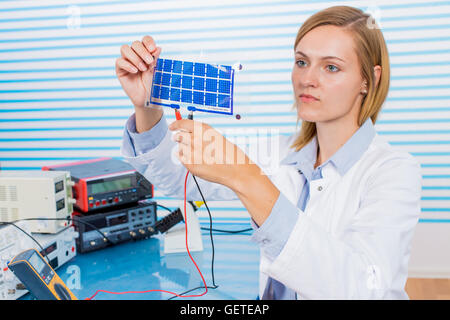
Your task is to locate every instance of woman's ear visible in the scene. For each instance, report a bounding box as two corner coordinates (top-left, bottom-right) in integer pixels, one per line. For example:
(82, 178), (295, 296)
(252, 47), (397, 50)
(373, 65), (381, 88)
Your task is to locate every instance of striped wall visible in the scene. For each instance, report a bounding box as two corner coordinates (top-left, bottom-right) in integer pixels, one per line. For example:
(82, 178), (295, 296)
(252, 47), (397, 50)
(0, 0), (449, 275)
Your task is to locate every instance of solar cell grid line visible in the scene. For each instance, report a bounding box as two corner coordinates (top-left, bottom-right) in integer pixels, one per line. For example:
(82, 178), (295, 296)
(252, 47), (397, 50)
(150, 58), (234, 115)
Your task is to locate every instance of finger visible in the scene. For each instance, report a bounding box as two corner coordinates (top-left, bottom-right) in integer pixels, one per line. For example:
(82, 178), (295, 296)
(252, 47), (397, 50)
(172, 131), (192, 146)
(142, 35), (157, 54)
(115, 57), (138, 74)
(120, 44), (147, 72)
(152, 46), (162, 69)
(131, 40), (154, 65)
(168, 119), (195, 133)
(153, 46), (162, 60)
(178, 144), (193, 165)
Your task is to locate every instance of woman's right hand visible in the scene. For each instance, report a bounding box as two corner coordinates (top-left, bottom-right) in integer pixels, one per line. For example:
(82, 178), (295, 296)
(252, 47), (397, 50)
(115, 35), (162, 109)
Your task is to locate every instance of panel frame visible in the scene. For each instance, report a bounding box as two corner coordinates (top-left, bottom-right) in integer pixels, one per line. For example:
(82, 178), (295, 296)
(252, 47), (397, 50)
(150, 58), (235, 115)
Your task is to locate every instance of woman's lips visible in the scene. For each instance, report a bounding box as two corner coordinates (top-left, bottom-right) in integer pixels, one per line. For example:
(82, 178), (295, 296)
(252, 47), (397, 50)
(299, 94), (319, 103)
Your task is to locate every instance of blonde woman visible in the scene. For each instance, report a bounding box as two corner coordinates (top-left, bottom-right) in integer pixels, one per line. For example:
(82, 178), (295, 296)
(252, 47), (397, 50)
(118, 6), (421, 299)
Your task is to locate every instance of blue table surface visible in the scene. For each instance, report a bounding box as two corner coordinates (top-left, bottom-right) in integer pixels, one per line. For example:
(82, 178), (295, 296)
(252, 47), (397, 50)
(22, 222), (260, 300)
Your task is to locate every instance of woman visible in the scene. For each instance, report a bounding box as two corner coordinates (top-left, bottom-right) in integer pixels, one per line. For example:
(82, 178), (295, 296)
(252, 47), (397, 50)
(117, 6), (421, 299)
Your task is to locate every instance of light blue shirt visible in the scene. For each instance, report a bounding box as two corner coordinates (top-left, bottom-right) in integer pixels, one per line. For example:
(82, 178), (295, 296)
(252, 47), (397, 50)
(122, 113), (169, 157)
(123, 114), (376, 300)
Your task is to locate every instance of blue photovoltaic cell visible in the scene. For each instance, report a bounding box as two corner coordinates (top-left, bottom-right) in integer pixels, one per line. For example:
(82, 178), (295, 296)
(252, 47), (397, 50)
(194, 63), (205, 76)
(152, 85), (160, 98)
(170, 88), (180, 101)
(206, 64), (218, 78)
(219, 66), (232, 79)
(163, 59), (172, 72)
(171, 74), (181, 87)
(150, 58), (234, 115)
(219, 80), (230, 94)
(218, 94), (230, 108)
(156, 59), (164, 71)
(182, 76), (192, 89)
(183, 62), (194, 75)
(162, 73), (171, 86)
(160, 86), (170, 99)
(193, 77), (205, 91)
(205, 93), (217, 106)
(173, 60), (183, 74)
(181, 90), (192, 103)
(206, 78), (217, 92)
(193, 91), (204, 105)
(154, 72), (162, 85)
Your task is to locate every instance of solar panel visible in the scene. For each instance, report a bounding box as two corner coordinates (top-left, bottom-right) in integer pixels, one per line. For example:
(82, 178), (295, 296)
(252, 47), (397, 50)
(149, 58), (235, 115)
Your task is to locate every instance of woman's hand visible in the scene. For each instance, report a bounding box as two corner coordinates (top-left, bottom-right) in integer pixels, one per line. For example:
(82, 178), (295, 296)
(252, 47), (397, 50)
(115, 35), (162, 109)
(169, 119), (280, 226)
(169, 119), (246, 189)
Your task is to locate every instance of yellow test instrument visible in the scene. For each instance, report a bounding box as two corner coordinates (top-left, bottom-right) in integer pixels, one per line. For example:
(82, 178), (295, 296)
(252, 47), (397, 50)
(7, 249), (77, 300)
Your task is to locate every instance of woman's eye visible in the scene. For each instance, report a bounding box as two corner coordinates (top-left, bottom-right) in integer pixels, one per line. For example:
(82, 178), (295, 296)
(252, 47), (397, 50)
(326, 65), (339, 72)
(296, 60), (307, 67)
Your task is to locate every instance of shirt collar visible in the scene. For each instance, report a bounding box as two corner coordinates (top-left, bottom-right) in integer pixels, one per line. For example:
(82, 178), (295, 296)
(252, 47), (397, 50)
(281, 118), (376, 177)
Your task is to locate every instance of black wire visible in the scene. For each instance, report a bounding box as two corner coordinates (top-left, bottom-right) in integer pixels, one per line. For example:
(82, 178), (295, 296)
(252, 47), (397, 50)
(156, 204), (173, 213)
(159, 204), (250, 234)
(167, 286), (219, 300)
(201, 227), (253, 234)
(0, 221), (50, 264)
(191, 174), (218, 289)
(0, 216), (117, 266)
(16, 217), (115, 245)
(167, 111), (219, 300)
(166, 173), (219, 300)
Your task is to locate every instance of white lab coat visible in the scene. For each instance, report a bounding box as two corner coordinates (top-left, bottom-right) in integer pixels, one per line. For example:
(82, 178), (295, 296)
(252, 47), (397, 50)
(121, 123), (422, 300)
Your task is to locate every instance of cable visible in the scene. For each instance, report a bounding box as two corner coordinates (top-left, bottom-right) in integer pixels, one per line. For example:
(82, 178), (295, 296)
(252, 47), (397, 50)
(167, 285), (218, 300)
(186, 110), (218, 288)
(166, 109), (219, 300)
(0, 221), (49, 264)
(191, 174), (219, 289)
(156, 204), (173, 213)
(179, 170), (209, 297)
(0, 215), (117, 266)
(159, 199), (250, 233)
(18, 217), (115, 245)
(201, 227), (253, 234)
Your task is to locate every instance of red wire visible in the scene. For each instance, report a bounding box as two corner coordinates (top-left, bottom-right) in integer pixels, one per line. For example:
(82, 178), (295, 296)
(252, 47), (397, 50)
(85, 170), (208, 300)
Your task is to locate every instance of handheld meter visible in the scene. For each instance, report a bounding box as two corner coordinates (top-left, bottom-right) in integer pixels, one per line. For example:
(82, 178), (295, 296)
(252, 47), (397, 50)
(7, 249), (77, 300)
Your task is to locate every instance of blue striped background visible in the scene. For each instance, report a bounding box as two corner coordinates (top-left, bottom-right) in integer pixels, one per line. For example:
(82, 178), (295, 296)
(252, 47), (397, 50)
(0, 0), (449, 228)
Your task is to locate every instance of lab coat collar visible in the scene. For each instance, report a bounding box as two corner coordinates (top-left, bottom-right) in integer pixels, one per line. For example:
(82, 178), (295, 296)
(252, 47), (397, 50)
(330, 118), (376, 175)
(280, 118), (376, 177)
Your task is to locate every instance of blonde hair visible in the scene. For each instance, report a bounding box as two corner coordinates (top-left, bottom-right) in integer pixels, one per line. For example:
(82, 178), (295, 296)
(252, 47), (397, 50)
(291, 6), (390, 151)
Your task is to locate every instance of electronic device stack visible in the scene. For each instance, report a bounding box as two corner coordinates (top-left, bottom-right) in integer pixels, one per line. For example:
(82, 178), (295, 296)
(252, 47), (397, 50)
(43, 158), (183, 254)
(0, 170), (78, 300)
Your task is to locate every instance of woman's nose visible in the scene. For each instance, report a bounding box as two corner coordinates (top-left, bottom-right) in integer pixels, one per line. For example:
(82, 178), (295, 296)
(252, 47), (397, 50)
(297, 67), (319, 88)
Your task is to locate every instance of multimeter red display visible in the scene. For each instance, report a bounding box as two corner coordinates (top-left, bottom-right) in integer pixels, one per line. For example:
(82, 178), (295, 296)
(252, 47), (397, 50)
(8, 249), (77, 300)
(43, 158), (153, 213)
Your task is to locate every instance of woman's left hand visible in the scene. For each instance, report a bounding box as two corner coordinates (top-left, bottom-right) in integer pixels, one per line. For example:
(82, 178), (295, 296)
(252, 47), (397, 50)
(168, 119), (248, 190)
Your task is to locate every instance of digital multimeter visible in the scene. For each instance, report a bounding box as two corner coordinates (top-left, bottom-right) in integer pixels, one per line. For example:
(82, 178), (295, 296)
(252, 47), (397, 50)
(7, 249), (77, 300)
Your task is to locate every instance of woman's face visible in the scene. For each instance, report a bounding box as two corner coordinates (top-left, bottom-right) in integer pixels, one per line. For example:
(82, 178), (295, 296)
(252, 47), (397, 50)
(292, 25), (366, 124)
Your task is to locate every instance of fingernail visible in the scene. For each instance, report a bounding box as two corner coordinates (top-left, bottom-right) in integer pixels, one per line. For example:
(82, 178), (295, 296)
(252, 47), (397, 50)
(139, 62), (147, 71)
(144, 55), (153, 64)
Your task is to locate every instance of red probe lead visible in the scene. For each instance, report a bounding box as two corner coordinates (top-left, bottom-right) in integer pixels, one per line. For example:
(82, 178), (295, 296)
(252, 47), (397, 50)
(175, 109), (182, 120)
